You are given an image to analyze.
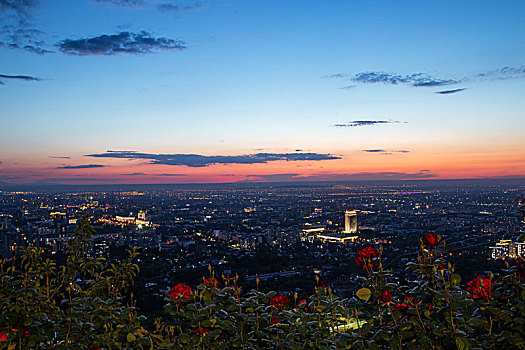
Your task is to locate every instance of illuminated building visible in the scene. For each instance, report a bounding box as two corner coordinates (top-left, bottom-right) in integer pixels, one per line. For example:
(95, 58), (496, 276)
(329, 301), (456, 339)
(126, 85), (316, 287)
(344, 210), (358, 234)
(490, 239), (525, 259)
(317, 233), (358, 244)
(115, 216), (136, 224)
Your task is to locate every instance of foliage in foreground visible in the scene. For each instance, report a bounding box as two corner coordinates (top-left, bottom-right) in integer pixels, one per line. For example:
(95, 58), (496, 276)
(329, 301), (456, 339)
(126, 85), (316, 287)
(1, 214), (525, 349)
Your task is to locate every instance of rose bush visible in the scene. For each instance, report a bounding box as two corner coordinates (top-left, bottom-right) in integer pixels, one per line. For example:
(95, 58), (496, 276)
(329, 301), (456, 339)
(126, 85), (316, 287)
(2, 217), (525, 349)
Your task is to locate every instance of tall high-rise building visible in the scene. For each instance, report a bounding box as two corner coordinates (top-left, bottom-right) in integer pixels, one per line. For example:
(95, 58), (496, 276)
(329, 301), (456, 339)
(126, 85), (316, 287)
(344, 210), (357, 234)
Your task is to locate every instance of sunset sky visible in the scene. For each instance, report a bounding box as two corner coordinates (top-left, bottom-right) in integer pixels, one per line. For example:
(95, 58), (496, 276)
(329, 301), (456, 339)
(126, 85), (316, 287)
(1, 0), (525, 184)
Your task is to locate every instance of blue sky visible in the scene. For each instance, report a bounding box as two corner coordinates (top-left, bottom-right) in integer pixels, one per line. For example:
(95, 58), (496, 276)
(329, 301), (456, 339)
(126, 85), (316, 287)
(1, 0), (524, 184)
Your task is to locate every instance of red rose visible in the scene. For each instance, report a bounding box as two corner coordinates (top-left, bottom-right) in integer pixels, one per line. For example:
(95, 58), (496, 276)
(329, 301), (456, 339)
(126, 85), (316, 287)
(271, 315), (279, 325)
(298, 299), (307, 307)
(438, 262), (446, 270)
(192, 326), (210, 335)
(203, 278), (220, 289)
(378, 290), (393, 303)
(517, 259), (525, 281)
(405, 296), (420, 306)
(0, 332), (7, 342)
(355, 247), (378, 270)
(466, 275), (493, 300)
(423, 233), (442, 248)
(167, 283), (192, 302)
(269, 295), (290, 310)
(393, 302), (413, 316)
(8, 326), (28, 338)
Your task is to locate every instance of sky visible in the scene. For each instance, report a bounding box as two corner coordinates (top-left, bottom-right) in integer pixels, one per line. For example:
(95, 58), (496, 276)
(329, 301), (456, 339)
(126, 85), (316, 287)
(1, 0), (525, 185)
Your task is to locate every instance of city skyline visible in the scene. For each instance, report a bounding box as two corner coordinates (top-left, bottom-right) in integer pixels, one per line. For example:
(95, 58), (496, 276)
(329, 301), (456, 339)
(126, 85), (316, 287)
(2, 0), (525, 185)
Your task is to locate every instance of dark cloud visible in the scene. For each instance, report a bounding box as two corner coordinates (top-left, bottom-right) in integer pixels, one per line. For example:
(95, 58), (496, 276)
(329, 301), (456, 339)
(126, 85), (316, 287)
(0, 73), (41, 84)
(20, 43), (52, 54)
(328, 64), (525, 92)
(122, 172), (147, 176)
(49, 156), (71, 159)
(58, 31), (186, 56)
(363, 149), (409, 155)
(0, 3), (52, 55)
(435, 88), (467, 95)
(158, 173), (186, 176)
(85, 150), (340, 167)
(327, 71), (459, 87)
(0, 0), (37, 20)
(352, 72), (459, 87)
(56, 164), (106, 169)
(334, 120), (403, 127)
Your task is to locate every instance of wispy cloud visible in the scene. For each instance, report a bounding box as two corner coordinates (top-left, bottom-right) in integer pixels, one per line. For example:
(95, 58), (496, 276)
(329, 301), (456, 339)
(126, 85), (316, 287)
(435, 88), (467, 95)
(85, 150), (341, 167)
(122, 172), (147, 176)
(352, 72), (459, 87)
(46, 177), (119, 182)
(0, 0), (38, 17)
(328, 65), (525, 92)
(156, 2), (202, 12)
(158, 173), (186, 176)
(241, 171), (437, 182)
(0, 73), (41, 84)
(477, 65), (525, 80)
(0, 2), (53, 54)
(93, 0), (144, 6)
(363, 149), (409, 155)
(56, 164), (106, 169)
(0, 175), (23, 180)
(93, 0), (203, 13)
(58, 31), (186, 56)
(49, 155), (71, 159)
(334, 120), (404, 127)
(245, 173), (300, 182)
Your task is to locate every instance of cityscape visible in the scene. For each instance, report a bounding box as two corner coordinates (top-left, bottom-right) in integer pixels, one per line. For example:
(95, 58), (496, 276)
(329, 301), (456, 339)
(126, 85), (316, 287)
(2, 0), (525, 348)
(1, 180), (524, 305)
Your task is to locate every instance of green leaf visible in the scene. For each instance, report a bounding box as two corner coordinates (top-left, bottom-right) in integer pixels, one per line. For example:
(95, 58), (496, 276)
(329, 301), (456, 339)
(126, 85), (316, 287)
(451, 274), (461, 284)
(127, 332), (136, 342)
(467, 318), (487, 327)
(356, 288), (372, 300)
(456, 336), (469, 350)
